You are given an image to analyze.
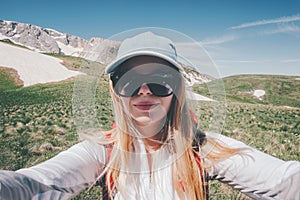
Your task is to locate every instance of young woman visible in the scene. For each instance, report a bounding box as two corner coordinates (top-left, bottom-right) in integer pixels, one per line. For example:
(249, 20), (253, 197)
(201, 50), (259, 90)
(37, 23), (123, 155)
(1, 30), (299, 200)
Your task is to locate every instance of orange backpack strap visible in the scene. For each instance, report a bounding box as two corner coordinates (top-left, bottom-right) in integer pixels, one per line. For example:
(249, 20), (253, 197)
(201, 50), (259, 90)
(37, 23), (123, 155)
(100, 126), (115, 200)
(101, 143), (113, 200)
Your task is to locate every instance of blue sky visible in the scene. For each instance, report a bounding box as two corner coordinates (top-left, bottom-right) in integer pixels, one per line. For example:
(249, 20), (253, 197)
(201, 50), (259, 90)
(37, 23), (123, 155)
(1, 0), (300, 77)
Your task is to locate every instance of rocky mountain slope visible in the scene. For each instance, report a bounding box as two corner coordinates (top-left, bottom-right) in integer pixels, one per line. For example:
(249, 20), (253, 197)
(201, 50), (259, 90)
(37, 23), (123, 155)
(0, 19), (212, 85)
(0, 20), (119, 60)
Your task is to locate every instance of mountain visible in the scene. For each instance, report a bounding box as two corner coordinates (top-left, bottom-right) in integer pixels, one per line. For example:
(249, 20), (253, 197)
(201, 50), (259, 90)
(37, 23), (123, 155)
(0, 20), (120, 60)
(0, 19), (212, 87)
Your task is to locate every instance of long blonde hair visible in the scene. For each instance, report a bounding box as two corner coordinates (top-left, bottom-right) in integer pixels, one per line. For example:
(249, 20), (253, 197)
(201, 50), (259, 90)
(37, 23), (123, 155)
(93, 66), (243, 200)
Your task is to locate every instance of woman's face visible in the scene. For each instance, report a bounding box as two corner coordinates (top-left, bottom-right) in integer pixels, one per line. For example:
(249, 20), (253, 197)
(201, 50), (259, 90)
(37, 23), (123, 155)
(112, 56), (180, 132)
(123, 80), (173, 126)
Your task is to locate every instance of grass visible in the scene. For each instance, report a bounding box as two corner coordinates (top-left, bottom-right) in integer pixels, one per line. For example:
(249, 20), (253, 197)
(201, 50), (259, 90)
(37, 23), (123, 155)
(193, 74), (300, 107)
(0, 67), (23, 89)
(0, 80), (76, 170)
(42, 53), (88, 71)
(0, 55), (299, 199)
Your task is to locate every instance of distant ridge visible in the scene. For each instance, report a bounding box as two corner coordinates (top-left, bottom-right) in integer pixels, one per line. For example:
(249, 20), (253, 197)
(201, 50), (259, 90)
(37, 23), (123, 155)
(0, 19), (213, 86)
(194, 74), (300, 108)
(0, 20), (119, 60)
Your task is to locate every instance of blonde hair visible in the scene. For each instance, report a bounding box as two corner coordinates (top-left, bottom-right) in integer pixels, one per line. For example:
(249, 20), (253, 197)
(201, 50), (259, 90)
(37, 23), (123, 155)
(92, 69), (243, 200)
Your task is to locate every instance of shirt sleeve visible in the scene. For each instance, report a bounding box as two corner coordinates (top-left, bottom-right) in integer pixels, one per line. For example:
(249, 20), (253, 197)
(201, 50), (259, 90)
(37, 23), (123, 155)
(205, 133), (300, 200)
(0, 140), (106, 200)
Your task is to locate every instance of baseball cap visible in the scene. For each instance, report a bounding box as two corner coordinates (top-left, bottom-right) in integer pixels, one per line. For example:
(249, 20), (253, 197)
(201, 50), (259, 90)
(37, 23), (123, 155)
(105, 31), (183, 74)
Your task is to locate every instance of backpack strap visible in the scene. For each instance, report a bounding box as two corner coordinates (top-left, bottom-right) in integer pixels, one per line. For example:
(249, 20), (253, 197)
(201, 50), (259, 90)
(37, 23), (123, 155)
(100, 126), (115, 200)
(101, 145), (113, 200)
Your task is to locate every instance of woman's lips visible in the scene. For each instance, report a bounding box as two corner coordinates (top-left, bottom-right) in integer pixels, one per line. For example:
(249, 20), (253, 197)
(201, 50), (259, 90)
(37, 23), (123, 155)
(134, 102), (158, 110)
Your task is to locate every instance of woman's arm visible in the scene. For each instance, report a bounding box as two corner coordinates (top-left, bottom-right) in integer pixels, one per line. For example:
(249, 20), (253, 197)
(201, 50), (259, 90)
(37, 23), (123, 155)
(205, 133), (300, 200)
(0, 140), (106, 200)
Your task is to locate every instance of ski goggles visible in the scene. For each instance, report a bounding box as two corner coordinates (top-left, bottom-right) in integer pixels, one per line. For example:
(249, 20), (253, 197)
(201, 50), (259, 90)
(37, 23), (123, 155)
(110, 71), (181, 97)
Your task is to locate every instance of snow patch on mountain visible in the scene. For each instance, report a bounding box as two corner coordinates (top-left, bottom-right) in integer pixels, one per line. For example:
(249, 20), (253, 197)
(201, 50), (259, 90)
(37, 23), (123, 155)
(253, 89), (265, 100)
(57, 41), (83, 57)
(0, 42), (82, 86)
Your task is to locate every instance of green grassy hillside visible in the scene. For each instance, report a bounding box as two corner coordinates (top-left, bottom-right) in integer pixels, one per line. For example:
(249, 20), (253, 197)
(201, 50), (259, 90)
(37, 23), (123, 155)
(194, 74), (300, 107)
(0, 56), (299, 199)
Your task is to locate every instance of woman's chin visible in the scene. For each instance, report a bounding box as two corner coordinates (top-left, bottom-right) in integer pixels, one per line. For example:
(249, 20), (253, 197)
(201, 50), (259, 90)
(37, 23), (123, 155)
(134, 116), (152, 125)
(133, 115), (166, 130)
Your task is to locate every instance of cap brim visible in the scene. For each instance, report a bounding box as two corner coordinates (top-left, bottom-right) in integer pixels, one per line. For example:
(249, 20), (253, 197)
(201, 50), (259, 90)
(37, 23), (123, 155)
(105, 50), (182, 74)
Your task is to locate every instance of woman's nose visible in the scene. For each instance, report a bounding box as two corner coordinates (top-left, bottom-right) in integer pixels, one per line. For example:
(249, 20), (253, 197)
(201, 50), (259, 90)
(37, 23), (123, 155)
(138, 83), (152, 96)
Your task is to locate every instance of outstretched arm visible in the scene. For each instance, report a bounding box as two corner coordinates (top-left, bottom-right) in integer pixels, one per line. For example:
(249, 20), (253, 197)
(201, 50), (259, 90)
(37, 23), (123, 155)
(0, 140), (106, 200)
(205, 133), (300, 200)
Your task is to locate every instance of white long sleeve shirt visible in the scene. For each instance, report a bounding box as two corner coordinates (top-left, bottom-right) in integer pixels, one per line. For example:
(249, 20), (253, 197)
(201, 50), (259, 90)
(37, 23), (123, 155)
(0, 133), (299, 200)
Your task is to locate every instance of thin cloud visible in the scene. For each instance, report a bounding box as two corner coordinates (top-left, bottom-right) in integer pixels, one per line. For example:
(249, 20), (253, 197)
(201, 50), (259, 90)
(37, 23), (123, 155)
(218, 59), (300, 64)
(261, 24), (300, 35)
(230, 14), (300, 30)
(280, 59), (300, 63)
(216, 59), (271, 64)
(217, 60), (258, 63)
(201, 35), (237, 45)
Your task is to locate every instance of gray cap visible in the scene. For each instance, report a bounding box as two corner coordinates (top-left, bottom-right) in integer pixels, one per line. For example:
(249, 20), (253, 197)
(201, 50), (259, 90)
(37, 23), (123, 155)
(105, 31), (182, 73)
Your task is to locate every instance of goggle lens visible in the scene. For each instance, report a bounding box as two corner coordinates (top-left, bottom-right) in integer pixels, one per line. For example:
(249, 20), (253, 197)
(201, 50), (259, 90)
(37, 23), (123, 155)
(111, 73), (179, 97)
